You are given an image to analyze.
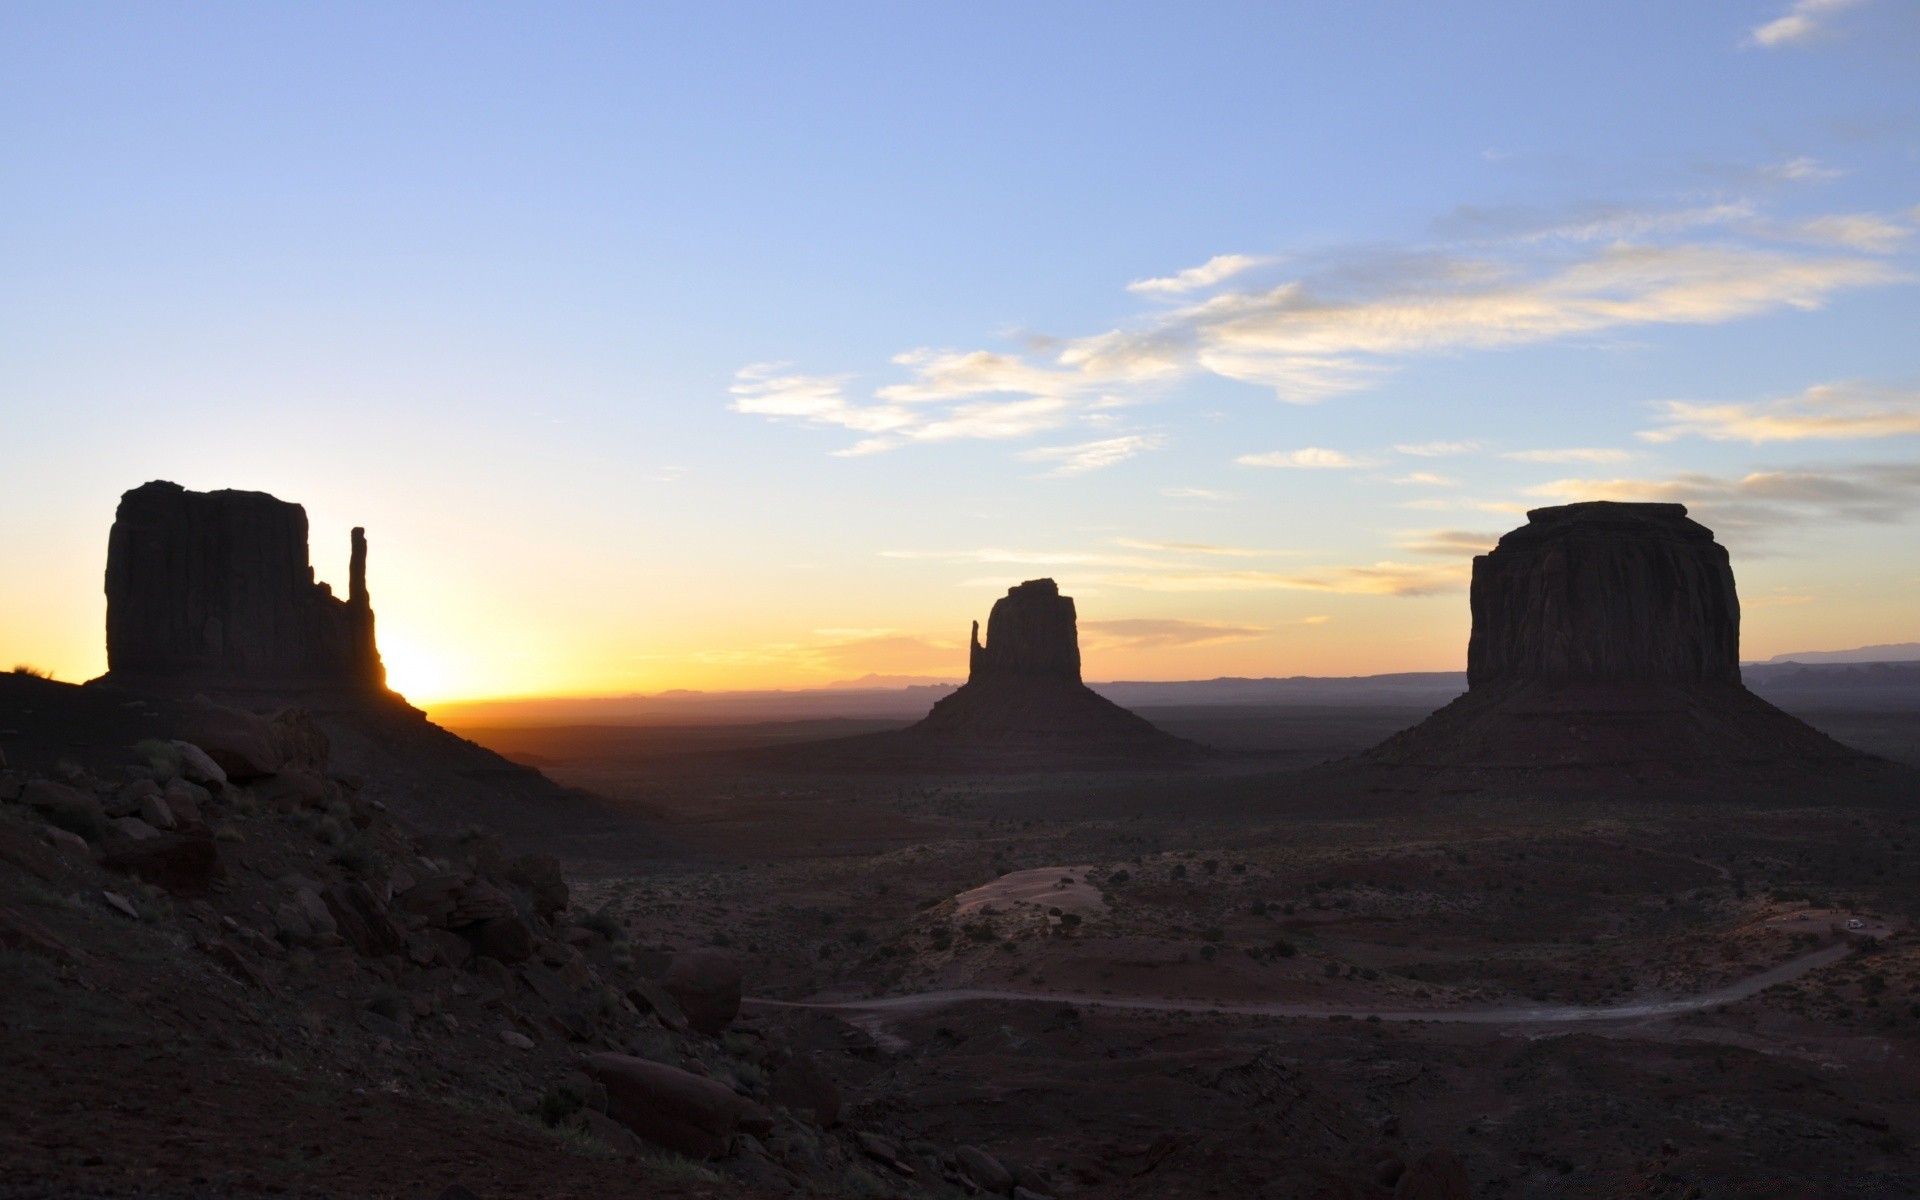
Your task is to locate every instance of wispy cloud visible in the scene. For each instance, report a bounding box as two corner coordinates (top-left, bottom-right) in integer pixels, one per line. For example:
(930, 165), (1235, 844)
(1110, 538), (1289, 557)
(1641, 383), (1920, 444)
(1019, 434), (1163, 476)
(1524, 462), (1920, 542)
(1747, 0), (1868, 48)
(1080, 618), (1267, 649)
(1104, 561), (1470, 596)
(1128, 254), (1269, 296)
(1394, 440), (1479, 457)
(1160, 486), (1228, 502)
(1237, 447), (1377, 469)
(1398, 529), (1502, 557)
(737, 192), (1903, 454)
(1390, 472), (1460, 487)
(1761, 156), (1844, 183)
(1502, 447), (1633, 464)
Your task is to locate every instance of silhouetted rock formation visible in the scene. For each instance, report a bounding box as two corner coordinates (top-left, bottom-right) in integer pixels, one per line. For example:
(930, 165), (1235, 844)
(967, 578), (1081, 682)
(904, 579), (1202, 763)
(1359, 502), (1869, 782)
(1468, 502), (1738, 687)
(97, 481), (387, 695)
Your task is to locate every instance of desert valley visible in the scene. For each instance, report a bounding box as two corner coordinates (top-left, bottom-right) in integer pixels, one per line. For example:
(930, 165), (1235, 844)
(2, 482), (1917, 1200)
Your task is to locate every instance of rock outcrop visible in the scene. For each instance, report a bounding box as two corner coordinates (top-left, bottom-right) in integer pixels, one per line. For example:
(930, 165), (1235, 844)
(98, 481), (386, 695)
(1359, 502), (1869, 781)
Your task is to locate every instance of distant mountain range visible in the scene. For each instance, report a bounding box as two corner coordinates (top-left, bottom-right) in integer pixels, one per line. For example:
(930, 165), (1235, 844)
(1757, 643), (1920, 665)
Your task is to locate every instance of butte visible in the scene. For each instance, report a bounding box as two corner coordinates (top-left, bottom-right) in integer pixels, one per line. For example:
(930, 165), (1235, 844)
(1354, 501), (1877, 784)
(759, 579), (1204, 771)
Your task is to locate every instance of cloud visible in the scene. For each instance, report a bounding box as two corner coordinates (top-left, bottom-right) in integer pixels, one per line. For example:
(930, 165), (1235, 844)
(1110, 538), (1288, 557)
(1104, 561), (1470, 596)
(1128, 254), (1269, 296)
(1079, 618), (1268, 649)
(685, 628), (959, 675)
(1398, 529), (1502, 557)
(1641, 383), (1920, 444)
(1019, 434), (1163, 476)
(737, 193), (1903, 452)
(1390, 472), (1460, 487)
(1161, 486), (1227, 501)
(1523, 462), (1920, 541)
(1237, 447), (1377, 469)
(1776, 213), (1911, 253)
(881, 546), (1169, 569)
(1748, 0), (1867, 47)
(1394, 440), (1479, 456)
(1761, 156), (1844, 183)
(1502, 447), (1633, 463)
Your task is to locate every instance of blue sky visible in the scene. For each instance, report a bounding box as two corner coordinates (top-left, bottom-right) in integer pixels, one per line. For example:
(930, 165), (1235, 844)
(3, 2), (1917, 700)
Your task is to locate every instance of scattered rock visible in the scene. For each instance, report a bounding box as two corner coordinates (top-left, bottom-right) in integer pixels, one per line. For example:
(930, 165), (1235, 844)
(498, 1029), (535, 1050)
(627, 977), (690, 1032)
(102, 891), (140, 919)
(138, 794), (177, 830)
(177, 700), (284, 780)
(323, 882), (406, 957)
(252, 767), (327, 808)
(22, 779), (107, 841)
(661, 947), (742, 1035)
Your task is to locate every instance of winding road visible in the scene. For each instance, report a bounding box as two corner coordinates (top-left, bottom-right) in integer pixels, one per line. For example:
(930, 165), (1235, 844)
(745, 938), (1864, 1029)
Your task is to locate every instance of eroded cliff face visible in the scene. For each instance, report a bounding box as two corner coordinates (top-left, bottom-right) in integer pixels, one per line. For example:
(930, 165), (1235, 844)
(1466, 502), (1740, 689)
(101, 481), (385, 692)
(967, 579), (1082, 684)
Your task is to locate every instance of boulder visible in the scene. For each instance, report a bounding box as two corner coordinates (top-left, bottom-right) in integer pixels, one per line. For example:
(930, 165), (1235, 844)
(170, 742), (228, 787)
(322, 881), (406, 957)
(661, 948), (742, 1035)
(101, 833), (225, 895)
(177, 700), (284, 780)
(584, 1053), (773, 1160)
(138, 794), (176, 831)
(956, 1145), (1015, 1195)
(1393, 1148), (1470, 1200)
(771, 1051), (841, 1127)
(109, 817), (161, 841)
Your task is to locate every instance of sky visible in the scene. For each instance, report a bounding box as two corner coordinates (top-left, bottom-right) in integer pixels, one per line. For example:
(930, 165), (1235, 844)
(2, 1), (1917, 704)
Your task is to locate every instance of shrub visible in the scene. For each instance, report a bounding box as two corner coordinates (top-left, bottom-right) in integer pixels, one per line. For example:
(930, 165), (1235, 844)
(538, 1083), (585, 1128)
(331, 837), (383, 878)
(9, 664), (52, 679)
(1271, 939), (1298, 958)
(1171, 864), (1187, 880)
(1202, 860), (1220, 875)
(1250, 899), (1268, 916)
(1108, 870), (1131, 885)
(132, 738), (184, 782)
(1199, 926), (1225, 943)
